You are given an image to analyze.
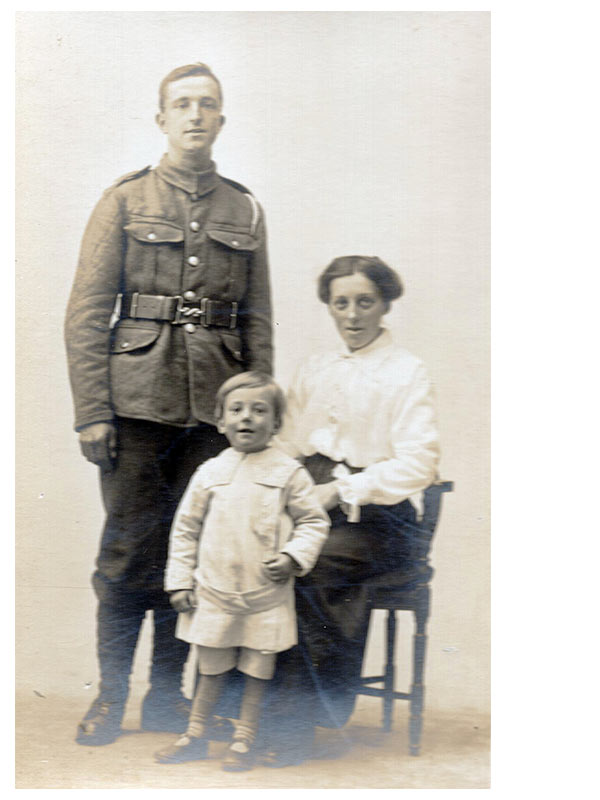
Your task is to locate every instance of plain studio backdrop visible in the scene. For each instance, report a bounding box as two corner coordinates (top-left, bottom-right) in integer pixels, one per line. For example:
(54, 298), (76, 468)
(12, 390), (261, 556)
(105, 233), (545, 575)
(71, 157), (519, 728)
(15, 7), (489, 772)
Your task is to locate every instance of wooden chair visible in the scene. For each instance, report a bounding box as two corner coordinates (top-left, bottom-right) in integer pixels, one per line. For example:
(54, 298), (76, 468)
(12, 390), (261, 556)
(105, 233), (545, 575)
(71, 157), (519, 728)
(357, 480), (453, 755)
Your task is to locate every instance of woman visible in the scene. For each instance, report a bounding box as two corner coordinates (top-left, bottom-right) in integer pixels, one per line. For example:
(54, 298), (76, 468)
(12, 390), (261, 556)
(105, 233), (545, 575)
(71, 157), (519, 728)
(263, 255), (440, 766)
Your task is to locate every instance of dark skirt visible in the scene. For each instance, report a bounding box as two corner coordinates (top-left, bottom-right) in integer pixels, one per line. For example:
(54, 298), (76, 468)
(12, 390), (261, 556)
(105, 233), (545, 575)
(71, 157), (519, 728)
(262, 453), (420, 753)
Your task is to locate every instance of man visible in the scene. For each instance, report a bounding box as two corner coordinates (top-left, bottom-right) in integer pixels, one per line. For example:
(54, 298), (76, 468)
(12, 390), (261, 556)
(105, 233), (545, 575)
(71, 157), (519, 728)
(65, 63), (272, 746)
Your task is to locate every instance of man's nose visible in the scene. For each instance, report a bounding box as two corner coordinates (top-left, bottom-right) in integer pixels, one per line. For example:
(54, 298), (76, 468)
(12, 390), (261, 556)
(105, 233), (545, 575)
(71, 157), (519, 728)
(189, 102), (204, 121)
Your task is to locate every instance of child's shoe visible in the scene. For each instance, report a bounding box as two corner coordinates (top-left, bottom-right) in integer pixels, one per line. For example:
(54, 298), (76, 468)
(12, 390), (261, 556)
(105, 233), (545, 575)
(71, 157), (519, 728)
(154, 734), (208, 763)
(222, 737), (254, 771)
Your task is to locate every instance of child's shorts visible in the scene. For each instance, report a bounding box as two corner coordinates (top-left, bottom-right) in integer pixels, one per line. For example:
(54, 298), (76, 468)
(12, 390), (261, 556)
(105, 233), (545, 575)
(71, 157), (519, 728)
(194, 645), (276, 680)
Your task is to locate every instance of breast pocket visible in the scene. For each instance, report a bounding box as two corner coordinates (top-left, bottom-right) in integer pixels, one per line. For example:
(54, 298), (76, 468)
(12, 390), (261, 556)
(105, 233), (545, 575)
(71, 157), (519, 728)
(124, 220), (184, 285)
(205, 229), (259, 298)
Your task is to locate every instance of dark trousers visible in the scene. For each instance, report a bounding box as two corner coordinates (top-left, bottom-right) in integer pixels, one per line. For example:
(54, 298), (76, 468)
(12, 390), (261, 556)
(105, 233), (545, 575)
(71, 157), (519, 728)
(263, 455), (418, 753)
(92, 417), (228, 705)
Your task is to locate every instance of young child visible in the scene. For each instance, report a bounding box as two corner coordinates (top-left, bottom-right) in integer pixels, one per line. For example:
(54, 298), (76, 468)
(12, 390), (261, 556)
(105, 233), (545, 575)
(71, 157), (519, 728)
(154, 371), (330, 771)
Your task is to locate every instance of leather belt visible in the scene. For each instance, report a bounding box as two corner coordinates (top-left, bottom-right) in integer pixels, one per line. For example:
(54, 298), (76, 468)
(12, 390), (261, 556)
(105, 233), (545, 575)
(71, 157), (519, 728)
(116, 292), (238, 329)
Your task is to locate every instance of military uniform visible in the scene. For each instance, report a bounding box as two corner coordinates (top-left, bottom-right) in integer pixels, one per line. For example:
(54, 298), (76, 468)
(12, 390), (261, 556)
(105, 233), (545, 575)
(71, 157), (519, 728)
(65, 155), (272, 739)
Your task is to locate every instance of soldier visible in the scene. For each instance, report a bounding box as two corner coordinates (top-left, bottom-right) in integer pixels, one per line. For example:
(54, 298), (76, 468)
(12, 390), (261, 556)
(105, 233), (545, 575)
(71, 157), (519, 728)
(65, 63), (272, 746)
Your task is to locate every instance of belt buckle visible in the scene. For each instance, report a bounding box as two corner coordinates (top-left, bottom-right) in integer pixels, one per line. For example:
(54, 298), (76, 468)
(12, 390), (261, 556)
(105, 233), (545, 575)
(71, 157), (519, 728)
(229, 301), (238, 329)
(172, 296), (184, 324)
(200, 297), (210, 327)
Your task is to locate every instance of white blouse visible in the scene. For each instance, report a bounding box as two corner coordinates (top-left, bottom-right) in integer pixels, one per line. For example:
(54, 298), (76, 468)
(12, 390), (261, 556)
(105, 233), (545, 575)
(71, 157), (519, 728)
(276, 329), (440, 509)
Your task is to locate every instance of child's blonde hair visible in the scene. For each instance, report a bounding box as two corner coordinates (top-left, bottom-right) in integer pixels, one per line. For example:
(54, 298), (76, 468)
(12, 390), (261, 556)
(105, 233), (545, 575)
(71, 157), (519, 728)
(214, 372), (286, 427)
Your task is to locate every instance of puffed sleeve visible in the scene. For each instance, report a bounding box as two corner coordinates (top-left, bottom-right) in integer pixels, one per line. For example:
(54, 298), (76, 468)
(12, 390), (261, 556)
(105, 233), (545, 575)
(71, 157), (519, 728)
(164, 467), (211, 591)
(280, 467), (330, 576)
(273, 361), (307, 460)
(335, 361), (440, 506)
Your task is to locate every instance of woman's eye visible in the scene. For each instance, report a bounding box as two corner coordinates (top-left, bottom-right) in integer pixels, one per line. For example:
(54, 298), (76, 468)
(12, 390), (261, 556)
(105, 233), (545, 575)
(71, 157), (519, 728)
(333, 299), (347, 309)
(358, 298), (375, 308)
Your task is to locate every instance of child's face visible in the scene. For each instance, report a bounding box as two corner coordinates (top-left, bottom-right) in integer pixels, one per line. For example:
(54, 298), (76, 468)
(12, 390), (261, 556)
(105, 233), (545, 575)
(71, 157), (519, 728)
(218, 386), (278, 453)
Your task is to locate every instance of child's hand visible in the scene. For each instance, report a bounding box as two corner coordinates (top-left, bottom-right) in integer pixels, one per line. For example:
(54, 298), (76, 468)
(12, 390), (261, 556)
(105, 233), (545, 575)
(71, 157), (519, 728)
(263, 553), (294, 583)
(169, 590), (196, 612)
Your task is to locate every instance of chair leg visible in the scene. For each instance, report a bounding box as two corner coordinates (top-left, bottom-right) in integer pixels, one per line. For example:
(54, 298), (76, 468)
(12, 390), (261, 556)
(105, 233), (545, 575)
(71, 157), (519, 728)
(409, 587), (429, 755)
(383, 609), (396, 732)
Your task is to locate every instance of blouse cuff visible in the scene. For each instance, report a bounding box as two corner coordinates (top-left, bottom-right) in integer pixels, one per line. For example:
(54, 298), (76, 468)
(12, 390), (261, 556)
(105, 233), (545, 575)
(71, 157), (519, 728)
(336, 473), (373, 507)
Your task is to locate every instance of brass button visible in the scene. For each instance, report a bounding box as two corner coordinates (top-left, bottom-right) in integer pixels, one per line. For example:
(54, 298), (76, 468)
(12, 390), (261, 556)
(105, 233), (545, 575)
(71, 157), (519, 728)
(184, 323), (196, 333)
(188, 256), (199, 267)
(190, 221), (200, 232)
(183, 290), (196, 301)
(120, 342), (129, 349)
(231, 239), (239, 247)
(147, 232), (156, 240)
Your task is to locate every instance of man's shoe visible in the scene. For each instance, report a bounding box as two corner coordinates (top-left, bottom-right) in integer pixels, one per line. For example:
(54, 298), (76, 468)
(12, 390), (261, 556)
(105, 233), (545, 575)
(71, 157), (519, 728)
(75, 698), (124, 746)
(154, 734), (208, 764)
(141, 692), (191, 733)
(222, 739), (254, 772)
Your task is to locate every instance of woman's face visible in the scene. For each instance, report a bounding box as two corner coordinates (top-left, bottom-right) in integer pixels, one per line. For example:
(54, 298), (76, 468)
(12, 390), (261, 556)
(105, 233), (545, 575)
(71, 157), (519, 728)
(328, 272), (389, 351)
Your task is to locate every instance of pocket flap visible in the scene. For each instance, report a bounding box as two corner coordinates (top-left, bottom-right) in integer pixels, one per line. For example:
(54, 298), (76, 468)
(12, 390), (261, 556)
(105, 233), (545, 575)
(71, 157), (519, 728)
(124, 221), (184, 244)
(111, 321), (161, 353)
(219, 330), (243, 361)
(206, 229), (258, 252)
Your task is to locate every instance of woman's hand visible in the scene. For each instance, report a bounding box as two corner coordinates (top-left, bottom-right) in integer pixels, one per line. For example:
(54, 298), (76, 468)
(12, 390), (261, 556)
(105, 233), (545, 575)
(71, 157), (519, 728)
(169, 590), (196, 612)
(313, 481), (341, 511)
(263, 553), (294, 583)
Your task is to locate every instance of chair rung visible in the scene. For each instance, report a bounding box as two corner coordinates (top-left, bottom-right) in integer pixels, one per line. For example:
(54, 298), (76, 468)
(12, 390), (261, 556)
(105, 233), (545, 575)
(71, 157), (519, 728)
(361, 675), (385, 684)
(357, 686), (411, 700)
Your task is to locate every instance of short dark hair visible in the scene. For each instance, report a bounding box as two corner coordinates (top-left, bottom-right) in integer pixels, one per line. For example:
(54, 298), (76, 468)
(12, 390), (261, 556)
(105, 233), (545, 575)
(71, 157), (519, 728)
(214, 371), (286, 427)
(158, 63), (223, 111)
(317, 256), (404, 304)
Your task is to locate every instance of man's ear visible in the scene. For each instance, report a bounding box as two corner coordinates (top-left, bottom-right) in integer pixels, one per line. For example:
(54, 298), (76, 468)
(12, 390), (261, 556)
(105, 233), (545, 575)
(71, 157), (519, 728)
(217, 419), (226, 434)
(219, 115), (226, 130)
(155, 112), (166, 133)
(272, 419), (281, 434)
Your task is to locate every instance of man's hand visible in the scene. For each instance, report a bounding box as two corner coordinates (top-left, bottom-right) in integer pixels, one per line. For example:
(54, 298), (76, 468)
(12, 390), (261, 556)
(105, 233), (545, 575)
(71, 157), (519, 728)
(169, 590), (196, 613)
(313, 481), (340, 511)
(78, 422), (117, 470)
(263, 553), (294, 583)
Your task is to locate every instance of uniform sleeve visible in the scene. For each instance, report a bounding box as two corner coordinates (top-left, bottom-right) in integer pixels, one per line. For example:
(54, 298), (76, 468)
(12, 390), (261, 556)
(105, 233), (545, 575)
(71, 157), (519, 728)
(280, 467), (330, 576)
(164, 469), (211, 591)
(64, 188), (124, 430)
(238, 206), (273, 375)
(335, 362), (440, 506)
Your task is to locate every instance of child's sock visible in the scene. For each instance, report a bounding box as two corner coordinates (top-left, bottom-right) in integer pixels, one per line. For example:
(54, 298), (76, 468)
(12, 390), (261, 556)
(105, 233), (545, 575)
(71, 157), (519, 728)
(187, 671), (227, 738)
(232, 674), (269, 749)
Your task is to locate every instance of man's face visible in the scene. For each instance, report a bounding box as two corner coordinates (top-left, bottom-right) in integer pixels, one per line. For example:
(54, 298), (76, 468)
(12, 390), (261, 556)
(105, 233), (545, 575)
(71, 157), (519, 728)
(156, 75), (224, 162)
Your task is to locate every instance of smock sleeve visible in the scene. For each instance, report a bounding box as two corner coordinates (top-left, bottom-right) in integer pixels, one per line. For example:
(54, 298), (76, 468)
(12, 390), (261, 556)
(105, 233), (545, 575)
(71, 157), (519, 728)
(164, 468), (211, 591)
(280, 466), (330, 576)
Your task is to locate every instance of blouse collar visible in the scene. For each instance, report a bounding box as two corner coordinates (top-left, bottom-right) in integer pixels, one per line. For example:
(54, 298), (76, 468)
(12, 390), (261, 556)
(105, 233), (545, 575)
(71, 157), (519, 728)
(335, 327), (393, 360)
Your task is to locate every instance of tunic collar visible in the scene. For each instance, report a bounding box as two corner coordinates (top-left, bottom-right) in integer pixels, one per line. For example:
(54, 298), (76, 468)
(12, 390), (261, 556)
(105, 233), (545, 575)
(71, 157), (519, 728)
(156, 154), (219, 197)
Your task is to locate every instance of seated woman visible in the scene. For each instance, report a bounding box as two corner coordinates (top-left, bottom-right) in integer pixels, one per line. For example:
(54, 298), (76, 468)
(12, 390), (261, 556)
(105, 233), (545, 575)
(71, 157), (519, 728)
(264, 255), (440, 766)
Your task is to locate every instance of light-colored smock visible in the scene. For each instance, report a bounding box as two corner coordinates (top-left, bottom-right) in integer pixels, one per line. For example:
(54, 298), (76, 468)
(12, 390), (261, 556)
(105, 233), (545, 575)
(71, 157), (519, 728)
(165, 445), (329, 653)
(276, 328), (440, 509)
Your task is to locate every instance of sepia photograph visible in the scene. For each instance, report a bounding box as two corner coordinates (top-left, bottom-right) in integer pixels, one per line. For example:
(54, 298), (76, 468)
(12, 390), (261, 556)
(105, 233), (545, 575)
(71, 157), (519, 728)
(15, 10), (490, 789)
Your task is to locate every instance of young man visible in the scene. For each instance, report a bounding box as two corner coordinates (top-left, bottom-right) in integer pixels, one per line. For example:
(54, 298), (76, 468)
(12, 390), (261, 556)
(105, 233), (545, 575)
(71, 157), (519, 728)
(65, 63), (272, 746)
